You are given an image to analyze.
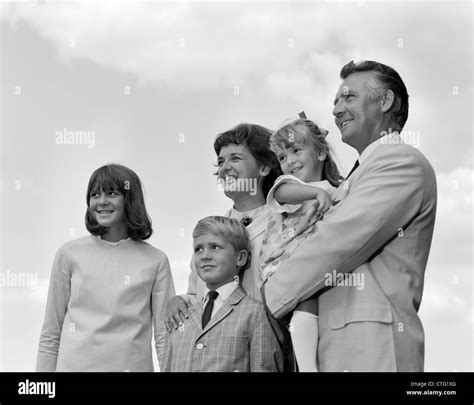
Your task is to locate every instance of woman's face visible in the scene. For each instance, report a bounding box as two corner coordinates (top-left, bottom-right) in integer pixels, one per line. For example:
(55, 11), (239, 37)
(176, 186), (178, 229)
(216, 143), (265, 199)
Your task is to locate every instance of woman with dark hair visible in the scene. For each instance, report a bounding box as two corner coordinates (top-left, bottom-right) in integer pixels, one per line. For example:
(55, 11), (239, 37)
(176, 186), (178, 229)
(36, 164), (175, 371)
(165, 123), (282, 326)
(213, 123), (281, 201)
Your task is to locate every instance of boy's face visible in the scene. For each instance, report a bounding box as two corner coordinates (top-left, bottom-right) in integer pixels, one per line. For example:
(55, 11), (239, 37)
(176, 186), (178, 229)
(193, 233), (248, 291)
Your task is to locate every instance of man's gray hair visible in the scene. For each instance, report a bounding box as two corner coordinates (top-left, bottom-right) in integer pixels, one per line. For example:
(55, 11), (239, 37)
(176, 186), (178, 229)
(340, 60), (409, 131)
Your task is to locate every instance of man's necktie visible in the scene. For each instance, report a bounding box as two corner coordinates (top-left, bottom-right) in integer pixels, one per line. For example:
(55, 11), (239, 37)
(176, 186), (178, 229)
(202, 290), (219, 328)
(345, 160), (360, 180)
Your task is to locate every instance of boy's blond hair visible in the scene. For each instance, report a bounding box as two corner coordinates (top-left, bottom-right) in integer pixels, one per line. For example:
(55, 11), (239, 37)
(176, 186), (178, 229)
(193, 216), (251, 271)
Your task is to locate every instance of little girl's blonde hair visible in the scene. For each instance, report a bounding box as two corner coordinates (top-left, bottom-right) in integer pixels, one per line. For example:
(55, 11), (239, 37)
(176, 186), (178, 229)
(271, 118), (343, 187)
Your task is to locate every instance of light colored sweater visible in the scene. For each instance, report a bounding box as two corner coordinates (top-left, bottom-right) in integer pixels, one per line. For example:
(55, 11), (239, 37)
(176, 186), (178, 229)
(36, 235), (175, 372)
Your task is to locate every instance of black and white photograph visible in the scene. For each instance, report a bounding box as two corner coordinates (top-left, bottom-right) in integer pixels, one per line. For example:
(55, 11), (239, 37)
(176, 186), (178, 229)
(0, 0), (472, 398)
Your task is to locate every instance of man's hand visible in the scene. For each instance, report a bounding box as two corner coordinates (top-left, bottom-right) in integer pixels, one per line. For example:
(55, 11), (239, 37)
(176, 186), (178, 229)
(165, 296), (190, 333)
(294, 190), (333, 235)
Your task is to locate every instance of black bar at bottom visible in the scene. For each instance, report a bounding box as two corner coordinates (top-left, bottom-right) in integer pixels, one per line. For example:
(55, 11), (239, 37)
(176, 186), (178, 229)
(0, 372), (472, 402)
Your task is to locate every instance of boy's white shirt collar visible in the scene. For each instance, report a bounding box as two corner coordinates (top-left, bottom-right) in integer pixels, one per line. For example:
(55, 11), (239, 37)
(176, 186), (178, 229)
(202, 280), (239, 309)
(358, 131), (401, 164)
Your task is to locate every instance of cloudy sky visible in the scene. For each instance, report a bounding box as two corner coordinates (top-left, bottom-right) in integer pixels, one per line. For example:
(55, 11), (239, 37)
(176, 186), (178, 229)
(0, 0), (472, 372)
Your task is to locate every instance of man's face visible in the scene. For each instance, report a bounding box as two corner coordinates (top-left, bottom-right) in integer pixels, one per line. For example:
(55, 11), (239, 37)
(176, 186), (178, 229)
(332, 72), (383, 152)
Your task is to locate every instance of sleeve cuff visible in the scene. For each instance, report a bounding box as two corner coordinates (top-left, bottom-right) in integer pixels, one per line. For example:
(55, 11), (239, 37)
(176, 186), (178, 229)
(36, 351), (57, 372)
(266, 175), (305, 214)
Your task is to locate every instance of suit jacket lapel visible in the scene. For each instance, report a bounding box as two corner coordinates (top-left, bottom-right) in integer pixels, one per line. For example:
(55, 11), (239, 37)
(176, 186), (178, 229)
(333, 138), (404, 205)
(198, 286), (247, 337)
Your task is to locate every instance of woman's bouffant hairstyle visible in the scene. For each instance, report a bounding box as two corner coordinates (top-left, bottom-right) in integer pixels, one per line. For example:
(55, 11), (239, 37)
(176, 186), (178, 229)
(271, 118), (343, 188)
(214, 123), (282, 199)
(85, 164), (153, 240)
(193, 216), (252, 273)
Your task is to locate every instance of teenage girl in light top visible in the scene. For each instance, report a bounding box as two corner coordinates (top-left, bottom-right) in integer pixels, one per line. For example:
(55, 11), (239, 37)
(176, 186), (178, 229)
(36, 164), (175, 372)
(259, 118), (343, 372)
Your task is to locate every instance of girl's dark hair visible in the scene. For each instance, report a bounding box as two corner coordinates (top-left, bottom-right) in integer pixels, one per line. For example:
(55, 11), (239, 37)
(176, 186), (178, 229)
(272, 118), (343, 187)
(85, 164), (153, 240)
(214, 123), (282, 198)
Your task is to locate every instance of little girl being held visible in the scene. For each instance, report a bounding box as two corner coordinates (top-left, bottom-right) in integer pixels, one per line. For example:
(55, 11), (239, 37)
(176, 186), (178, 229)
(259, 118), (343, 372)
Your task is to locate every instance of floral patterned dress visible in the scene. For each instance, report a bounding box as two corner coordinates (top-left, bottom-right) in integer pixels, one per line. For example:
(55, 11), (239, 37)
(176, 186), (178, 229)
(258, 175), (335, 287)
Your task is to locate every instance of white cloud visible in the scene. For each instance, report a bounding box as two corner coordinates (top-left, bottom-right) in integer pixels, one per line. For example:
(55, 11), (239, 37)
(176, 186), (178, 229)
(0, 2), (439, 96)
(419, 164), (473, 370)
(424, 164), (473, 297)
(420, 279), (472, 326)
(430, 165), (473, 265)
(0, 0), (470, 156)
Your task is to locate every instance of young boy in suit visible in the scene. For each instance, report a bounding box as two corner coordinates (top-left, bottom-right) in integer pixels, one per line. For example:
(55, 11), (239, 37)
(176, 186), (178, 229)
(162, 216), (284, 372)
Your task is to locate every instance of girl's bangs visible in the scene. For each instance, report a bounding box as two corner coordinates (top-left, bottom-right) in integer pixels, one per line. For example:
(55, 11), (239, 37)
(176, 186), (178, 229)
(271, 129), (308, 150)
(89, 167), (126, 194)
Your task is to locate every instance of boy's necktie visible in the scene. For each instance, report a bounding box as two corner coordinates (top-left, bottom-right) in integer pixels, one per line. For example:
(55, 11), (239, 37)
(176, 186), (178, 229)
(202, 290), (219, 328)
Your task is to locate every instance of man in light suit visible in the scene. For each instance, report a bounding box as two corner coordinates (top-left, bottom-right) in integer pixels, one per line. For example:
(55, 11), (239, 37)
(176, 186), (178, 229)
(263, 60), (437, 371)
